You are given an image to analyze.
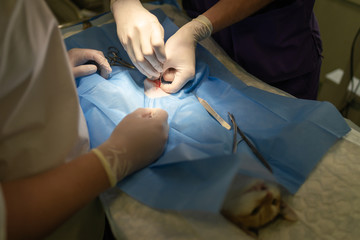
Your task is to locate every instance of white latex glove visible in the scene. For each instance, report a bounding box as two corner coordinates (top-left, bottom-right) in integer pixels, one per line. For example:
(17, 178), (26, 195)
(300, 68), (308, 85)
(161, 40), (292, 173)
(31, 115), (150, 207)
(92, 108), (169, 187)
(111, 0), (165, 79)
(161, 15), (213, 93)
(68, 48), (112, 79)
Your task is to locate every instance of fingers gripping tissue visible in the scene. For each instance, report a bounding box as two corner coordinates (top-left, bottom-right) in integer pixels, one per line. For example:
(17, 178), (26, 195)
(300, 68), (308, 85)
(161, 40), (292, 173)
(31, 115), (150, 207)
(112, 0), (165, 79)
(159, 15), (213, 94)
(144, 78), (170, 98)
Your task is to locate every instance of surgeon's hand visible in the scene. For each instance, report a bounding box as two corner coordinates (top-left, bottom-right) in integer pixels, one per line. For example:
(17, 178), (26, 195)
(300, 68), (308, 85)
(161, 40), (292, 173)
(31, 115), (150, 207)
(68, 48), (112, 79)
(111, 0), (165, 79)
(161, 15), (213, 93)
(92, 108), (169, 187)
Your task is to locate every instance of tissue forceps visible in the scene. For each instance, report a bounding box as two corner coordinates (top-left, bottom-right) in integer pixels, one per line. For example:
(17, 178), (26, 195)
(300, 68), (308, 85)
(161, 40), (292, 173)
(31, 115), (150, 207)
(228, 113), (273, 173)
(106, 46), (135, 69)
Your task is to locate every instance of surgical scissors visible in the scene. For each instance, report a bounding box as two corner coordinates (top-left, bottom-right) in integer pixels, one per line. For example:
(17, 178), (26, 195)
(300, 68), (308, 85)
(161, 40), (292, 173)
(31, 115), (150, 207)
(228, 113), (273, 173)
(106, 46), (135, 69)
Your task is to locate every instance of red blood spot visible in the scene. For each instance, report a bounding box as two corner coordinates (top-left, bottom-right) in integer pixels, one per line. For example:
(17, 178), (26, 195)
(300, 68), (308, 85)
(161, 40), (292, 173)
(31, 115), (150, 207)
(155, 79), (161, 88)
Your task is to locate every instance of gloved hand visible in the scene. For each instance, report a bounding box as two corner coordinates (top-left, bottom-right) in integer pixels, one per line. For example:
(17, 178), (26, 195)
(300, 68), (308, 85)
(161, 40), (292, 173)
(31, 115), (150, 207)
(92, 108), (169, 187)
(111, 0), (165, 79)
(68, 48), (112, 79)
(160, 15), (213, 93)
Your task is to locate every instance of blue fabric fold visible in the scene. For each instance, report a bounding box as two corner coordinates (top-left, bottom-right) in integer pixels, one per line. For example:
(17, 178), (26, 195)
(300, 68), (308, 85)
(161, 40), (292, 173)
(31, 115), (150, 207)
(65, 9), (350, 212)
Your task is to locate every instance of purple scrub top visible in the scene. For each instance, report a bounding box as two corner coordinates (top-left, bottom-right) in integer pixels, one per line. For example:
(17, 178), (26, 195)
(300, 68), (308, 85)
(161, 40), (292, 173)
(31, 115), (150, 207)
(182, 0), (323, 100)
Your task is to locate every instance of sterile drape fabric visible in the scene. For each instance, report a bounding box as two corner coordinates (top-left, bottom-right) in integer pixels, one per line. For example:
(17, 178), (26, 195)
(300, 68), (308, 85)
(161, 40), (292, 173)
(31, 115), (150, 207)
(65, 9), (350, 212)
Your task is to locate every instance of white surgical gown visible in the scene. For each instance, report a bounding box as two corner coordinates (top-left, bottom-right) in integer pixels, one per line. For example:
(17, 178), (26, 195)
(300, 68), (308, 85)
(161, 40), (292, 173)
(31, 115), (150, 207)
(0, 0), (104, 239)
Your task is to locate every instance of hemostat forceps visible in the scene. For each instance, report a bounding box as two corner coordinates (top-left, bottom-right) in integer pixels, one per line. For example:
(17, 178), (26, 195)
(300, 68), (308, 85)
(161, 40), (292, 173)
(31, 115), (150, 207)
(228, 113), (273, 173)
(106, 46), (135, 69)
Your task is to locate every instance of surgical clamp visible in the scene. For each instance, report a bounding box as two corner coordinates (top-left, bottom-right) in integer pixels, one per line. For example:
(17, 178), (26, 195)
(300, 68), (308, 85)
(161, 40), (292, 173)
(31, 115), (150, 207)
(228, 113), (273, 173)
(106, 46), (135, 69)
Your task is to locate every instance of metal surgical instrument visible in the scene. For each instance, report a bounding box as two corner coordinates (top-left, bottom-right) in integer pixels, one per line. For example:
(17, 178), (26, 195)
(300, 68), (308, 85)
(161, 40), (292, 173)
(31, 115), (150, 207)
(197, 96), (231, 130)
(106, 46), (135, 69)
(228, 113), (273, 173)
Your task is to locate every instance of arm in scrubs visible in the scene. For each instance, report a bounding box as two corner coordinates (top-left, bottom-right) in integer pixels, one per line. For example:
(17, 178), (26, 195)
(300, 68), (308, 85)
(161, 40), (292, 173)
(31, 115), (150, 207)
(182, 0), (323, 100)
(0, 1), (169, 239)
(111, 0), (322, 99)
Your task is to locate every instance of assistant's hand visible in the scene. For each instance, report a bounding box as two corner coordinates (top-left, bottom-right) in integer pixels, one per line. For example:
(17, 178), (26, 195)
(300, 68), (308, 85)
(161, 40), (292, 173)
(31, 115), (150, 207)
(92, 108), (169, 186)
(68, 48), (112, 79)
(161, 15), (213, 93)
(111, 0), (165, 79)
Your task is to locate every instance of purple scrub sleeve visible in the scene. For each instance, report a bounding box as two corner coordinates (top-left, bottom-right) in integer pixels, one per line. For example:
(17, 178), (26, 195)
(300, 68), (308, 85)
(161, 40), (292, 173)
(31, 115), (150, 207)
(182, 0), (323, 100)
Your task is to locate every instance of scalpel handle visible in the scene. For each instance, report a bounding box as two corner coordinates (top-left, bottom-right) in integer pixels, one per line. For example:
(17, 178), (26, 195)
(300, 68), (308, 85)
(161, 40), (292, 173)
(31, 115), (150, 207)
(197, 96), (231, 130)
